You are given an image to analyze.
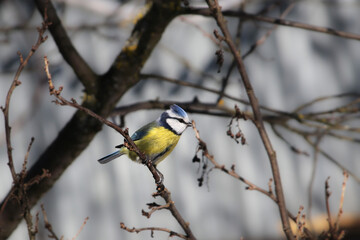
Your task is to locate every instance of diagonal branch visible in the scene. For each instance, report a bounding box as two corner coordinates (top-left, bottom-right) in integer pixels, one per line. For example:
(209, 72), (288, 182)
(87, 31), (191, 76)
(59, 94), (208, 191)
(191, 121), (315, 239)
(0, 1), (183, 238)
(44, 57), (196, 239)
(120, 222), (188, 239)
(184, 8), (360, 41)
(34, 0), (98, 93)
(204, 0), (294, 239)
(0, 15), (51, 240)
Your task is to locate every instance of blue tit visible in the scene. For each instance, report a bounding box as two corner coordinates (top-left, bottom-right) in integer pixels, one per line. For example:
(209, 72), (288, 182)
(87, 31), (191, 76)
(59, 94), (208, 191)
(98, 104), (191, 169)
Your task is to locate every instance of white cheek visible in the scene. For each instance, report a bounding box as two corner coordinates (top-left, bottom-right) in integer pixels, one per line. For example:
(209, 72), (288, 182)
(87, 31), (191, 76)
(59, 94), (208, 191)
(166, 119), (186, 134)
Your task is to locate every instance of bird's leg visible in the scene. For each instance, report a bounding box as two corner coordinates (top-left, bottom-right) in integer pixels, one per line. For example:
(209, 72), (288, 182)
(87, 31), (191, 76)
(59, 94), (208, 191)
(154, 166), (164, 186)
(145, 157), (164, 189)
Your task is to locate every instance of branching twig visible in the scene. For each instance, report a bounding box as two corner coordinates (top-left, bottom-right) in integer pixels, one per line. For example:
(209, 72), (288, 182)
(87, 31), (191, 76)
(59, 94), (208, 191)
(322, 174), (348, 240)
(1, 13), (49, 183)
(120, 222), (188, 239)
(41, 204), (61, 240)
(334, 171), (349, 234)
(110, 96), (360, 189)
(0, 12), (51, 240)
(40, 204), (88, 240)
(72, 216), (89, 240)
(304, 136), (360, 184)
(34, 0), (98, 94)
(44, 56), (147, 166)
(184, 8), (360, 41)
(325, 177), (333, 233)
(44, 57), (196, 240)
(226, 105), (247, 144)
(242, 3), (295, 59)
(271, 125), (309, 157)
(45, 56), (165, 186)
(191, 120), (315, 239)
(204, 0), (294, 239)
(295, 206), (305, 240)
(142, 202), (171, 218)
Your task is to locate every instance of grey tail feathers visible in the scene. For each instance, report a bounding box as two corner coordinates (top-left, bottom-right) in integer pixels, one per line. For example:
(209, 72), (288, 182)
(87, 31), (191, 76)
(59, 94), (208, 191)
(98, 151), (124, 164)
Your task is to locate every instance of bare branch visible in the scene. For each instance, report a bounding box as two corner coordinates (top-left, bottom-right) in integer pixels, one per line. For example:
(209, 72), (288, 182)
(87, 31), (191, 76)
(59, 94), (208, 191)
(184, 8), (360, 41)
(44, 56), (147, 167)
(72, 217), (89, 240)
(120, 222), (188, 239)
(44, 57), (196, 240)
(322, 175), (348, 240)
(334, 171), (349, 233)
(41, 204), (60, 240)
(325, 177), (333, 233)
(1, 14), (50, 183)
(242, 3), (295, 59)
(0, 13), (51, 240)
(304, 136), (360, 183)
(34, 0), (98, 93)
(204, 0), (294, 238)
(295, 206), (305, 240)
(142, 202), (171, 219)
(191, 120), (315, 239)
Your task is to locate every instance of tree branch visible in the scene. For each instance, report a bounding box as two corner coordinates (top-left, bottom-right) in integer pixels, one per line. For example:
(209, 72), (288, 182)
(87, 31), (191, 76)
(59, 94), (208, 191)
(0, 1), (183, 238)
(204, 0), (294, 239)
(34, 0), (98, 94)
(0, 15), (51, 240)
(120, 222), (188, 239)
(184, 8), (360, 41)
(191, 120), (315, 239)
(44, 57), (196, 239)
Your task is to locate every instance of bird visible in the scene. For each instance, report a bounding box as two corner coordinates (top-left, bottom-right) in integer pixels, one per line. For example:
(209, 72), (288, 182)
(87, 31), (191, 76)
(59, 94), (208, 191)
(98, 104), (192, 182)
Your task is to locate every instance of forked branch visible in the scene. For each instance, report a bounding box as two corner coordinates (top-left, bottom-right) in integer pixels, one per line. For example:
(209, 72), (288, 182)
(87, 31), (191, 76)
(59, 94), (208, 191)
(205, 0), (294, 239)
(44, 57), (196, 240)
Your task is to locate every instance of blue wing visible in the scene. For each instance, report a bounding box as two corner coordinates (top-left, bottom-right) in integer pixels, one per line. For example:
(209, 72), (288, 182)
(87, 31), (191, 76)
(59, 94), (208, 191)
(130, 121), (158, 141)
(115, 121), (158, 149)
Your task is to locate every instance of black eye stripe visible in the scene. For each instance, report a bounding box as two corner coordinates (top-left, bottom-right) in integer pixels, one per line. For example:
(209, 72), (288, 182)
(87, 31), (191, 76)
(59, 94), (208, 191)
(168, 117), (186, 124)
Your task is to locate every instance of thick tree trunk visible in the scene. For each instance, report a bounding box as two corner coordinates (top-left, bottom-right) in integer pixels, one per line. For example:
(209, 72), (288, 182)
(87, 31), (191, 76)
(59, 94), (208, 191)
(0, 1), (181, 239)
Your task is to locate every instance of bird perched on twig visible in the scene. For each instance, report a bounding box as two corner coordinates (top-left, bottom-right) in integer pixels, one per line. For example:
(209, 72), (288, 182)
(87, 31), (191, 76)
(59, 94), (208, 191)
(98, 104), (192, 183)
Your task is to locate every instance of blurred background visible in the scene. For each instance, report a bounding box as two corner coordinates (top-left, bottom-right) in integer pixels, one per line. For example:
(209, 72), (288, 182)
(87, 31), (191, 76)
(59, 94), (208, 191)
(1, 0), (360, 239)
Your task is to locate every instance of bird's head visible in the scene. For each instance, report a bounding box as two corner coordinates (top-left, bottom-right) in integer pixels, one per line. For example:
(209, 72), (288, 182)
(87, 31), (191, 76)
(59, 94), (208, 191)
(158, 104), (192, 135)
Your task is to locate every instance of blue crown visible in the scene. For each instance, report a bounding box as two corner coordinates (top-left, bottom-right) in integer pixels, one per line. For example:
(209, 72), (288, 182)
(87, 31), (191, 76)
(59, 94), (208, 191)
(170, 104), (188, 118)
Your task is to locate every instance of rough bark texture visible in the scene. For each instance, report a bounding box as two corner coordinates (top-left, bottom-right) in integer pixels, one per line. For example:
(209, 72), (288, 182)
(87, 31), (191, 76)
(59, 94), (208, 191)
(0, 1), (181, 239)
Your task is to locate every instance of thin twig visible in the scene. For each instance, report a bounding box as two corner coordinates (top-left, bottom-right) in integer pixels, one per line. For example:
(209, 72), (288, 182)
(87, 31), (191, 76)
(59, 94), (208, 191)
(271, 125), (309, 157)
(204, 1), (294, 239)
(307, 129), (328, 230)
(295, 205), (305, 240)
(325, 177), (333, 233)
(44, 56), (147, 162)
(0, 12), (51, 240)
(184, 8), (360, 41)
(142, 202), (171, 218)
(334, 171), (349, 233)
(120, 222), (188, 239)
(71, 217), (89, 240)
(1, 17), (49, 182)
(294, 92), (360, 113)
(41, 204), (60, 240)
(140, 73), (248, 105)
(20, 137), (35, 182)
(242, 3), (295, 59)
(44, 58), (196, 240)
(191, 120), (315, 239)
(304, 136), (360, 183)
(34, 0), (98, 93)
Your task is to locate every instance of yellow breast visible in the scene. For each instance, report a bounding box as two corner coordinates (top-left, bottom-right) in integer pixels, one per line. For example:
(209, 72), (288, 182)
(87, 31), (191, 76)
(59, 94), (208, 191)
(122, 126), (181, 165)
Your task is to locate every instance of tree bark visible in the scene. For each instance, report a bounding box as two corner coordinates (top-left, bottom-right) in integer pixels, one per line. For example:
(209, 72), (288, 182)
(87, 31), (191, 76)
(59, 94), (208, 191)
(0, 1), (181, 239)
